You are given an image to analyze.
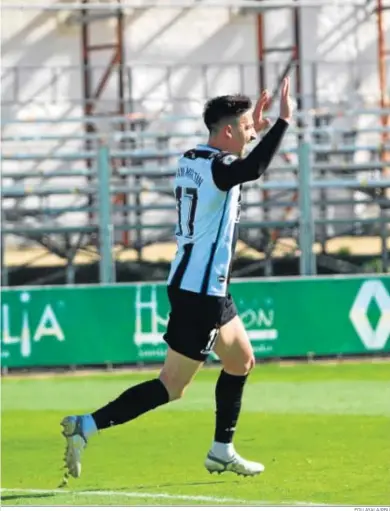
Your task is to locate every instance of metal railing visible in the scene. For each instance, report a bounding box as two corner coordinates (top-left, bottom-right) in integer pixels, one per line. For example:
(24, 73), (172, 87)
(1, 109), (390, 282)
(2, 61), (389, 109)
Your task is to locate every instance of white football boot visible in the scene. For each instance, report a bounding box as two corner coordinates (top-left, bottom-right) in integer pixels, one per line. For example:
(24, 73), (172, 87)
(60, 415), (87, 485)
(205, 451), (265, 477)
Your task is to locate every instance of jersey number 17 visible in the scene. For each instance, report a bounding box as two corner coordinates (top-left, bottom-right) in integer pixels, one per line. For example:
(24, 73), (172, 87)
(175, 186), (198, 238)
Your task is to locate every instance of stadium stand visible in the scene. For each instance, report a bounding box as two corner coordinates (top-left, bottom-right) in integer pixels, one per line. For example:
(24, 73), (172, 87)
(1, 0), (389, 285)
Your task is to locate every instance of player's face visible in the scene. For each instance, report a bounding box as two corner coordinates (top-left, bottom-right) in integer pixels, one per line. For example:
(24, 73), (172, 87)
(228, 110), (257, 155)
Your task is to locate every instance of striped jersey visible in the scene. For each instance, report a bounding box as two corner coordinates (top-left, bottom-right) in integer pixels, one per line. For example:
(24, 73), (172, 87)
(167, 118), (289, 297)
(167, 145), (241, 296)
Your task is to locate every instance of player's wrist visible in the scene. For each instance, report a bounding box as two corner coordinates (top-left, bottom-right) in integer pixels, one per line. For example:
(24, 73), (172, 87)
(278, 116), (291, 125)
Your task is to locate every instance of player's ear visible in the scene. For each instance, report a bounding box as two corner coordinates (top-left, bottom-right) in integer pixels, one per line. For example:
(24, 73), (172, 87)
(225, 124), (233, 139)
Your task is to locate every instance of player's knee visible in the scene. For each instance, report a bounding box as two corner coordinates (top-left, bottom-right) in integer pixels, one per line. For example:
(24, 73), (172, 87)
(158, 373), (187, 402)
(163, 381), (188, 401)
(168, 386), (187, 401)
(223, 354), (255, 376)
(240, 354), (255, 374)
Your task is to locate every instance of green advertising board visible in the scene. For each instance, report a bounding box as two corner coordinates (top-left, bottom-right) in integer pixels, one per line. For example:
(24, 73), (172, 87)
(1, 276), (390, 368)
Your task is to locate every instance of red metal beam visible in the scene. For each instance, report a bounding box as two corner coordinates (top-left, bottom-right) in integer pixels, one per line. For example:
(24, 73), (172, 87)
(92, 49), (120, 101)
(254, 3), (302, 248)
(377, 0), (390, 168)
(256, 12), (266, 91)
(81, 0), (129, 246)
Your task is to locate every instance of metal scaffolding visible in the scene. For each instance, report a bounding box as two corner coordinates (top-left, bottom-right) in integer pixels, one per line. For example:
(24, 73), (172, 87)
(1, 0), (389, 286)
(376, 0), (390, 168)
(249, 0), (390, 275)
(253, 0), (302, 275)
(78, 0), (129, 245)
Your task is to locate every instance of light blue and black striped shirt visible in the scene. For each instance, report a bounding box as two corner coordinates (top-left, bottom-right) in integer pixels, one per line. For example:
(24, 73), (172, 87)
(167, 118), (289, 297)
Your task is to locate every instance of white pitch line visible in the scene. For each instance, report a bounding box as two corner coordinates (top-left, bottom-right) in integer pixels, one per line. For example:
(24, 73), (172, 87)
(0, 488), (327, 506)
(0, 488), (273, 505)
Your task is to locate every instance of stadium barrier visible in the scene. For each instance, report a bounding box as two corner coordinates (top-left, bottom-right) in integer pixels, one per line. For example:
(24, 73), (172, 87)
(2, 106), (390, 283)
(1, 275), (389, 369)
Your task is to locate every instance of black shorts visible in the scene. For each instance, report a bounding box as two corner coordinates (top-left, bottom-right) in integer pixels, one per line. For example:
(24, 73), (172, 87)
(163, 286), (238, 362)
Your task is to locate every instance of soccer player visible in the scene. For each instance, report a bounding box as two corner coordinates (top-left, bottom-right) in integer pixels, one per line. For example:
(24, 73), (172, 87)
(61, 77), (293, 483)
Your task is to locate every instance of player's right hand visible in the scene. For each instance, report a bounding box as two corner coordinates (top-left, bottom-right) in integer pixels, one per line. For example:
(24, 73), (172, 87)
(279, 76), (293, 123)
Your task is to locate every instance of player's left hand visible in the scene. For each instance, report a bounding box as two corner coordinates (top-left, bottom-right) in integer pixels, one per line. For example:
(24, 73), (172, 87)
(253, 90), (272, 133)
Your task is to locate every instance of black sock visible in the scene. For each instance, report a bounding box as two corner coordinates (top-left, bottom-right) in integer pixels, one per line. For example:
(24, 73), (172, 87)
(214, 370), (248, 444)
(92, 378), (170, 430)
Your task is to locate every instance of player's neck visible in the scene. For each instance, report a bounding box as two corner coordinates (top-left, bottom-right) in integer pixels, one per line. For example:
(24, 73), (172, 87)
(207, 136), (235, 154)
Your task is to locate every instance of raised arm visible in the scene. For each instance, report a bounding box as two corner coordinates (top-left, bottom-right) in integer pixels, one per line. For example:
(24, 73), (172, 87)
(211, 77), (293, 192)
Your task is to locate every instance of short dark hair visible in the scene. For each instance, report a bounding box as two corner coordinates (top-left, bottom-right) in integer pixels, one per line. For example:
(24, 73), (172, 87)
(203, 94), (252, 133)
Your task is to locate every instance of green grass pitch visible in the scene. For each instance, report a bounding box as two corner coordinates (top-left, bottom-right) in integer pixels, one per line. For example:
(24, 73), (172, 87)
(1, 361), (389, 506)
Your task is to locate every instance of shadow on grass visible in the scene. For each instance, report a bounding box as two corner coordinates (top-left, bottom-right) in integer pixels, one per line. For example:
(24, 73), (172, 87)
(1, 493), (56, 502)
